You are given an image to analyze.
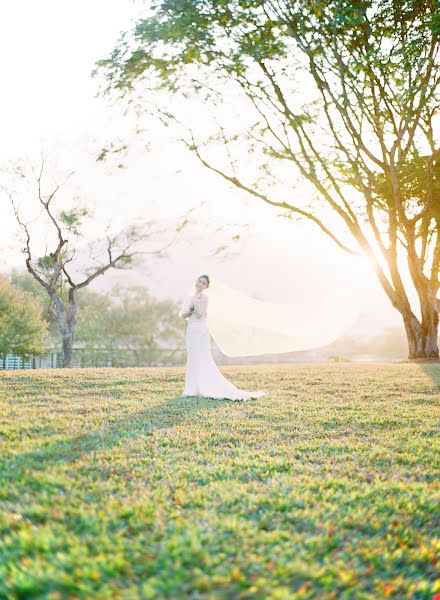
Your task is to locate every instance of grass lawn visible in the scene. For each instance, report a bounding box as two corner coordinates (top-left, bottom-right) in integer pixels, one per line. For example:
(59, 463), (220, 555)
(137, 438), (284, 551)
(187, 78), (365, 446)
(0, 363), (439, 599)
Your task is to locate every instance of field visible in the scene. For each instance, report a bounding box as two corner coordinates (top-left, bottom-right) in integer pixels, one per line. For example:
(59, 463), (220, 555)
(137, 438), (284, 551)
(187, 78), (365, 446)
(0, 363), (439, 599)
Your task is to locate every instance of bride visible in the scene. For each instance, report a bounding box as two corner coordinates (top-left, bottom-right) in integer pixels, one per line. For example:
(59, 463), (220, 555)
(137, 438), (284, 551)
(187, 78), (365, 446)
(179, 274), (266, 401)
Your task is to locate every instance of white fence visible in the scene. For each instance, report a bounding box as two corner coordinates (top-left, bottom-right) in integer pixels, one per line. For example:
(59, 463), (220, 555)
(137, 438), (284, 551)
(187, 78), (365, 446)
(0, 354), (32, 370)
(0, 353), (59, 370)
(0, 348), (185, 369)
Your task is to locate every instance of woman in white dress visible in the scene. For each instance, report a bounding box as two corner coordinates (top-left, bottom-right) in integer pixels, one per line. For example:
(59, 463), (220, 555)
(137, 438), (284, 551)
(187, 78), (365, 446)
(179, 274), (266, 401)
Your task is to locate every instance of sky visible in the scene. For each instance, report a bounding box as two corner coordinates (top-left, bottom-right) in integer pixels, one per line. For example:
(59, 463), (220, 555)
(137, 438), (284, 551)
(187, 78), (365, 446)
(0, 0), (406, 338)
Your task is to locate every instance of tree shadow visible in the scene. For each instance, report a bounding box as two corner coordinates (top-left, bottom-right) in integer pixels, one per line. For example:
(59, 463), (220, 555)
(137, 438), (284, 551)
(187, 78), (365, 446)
(415, 360), (440, 390)
(0, 394), (226, 481)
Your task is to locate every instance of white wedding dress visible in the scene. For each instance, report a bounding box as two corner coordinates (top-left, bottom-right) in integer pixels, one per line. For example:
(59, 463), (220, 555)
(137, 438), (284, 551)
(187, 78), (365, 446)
(180, 293), (266, 401)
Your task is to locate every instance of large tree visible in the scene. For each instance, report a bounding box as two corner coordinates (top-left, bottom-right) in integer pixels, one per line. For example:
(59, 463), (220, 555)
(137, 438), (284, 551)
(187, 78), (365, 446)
(6, 157), (172, 367)
(96, 0), (440, 359)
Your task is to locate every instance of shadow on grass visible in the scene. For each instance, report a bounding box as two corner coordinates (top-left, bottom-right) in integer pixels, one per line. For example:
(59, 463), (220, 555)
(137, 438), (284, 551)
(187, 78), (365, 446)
(0, 394), (226, 480)
(416, 360), (440, 390)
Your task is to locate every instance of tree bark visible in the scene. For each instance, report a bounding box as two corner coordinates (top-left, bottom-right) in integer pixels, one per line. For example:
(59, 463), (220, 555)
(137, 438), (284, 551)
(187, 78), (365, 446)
(403, 308), (439, 360)
(420, 294), (440, 359)
(61, 329), (75, 368)
(56, 290), (77, 368)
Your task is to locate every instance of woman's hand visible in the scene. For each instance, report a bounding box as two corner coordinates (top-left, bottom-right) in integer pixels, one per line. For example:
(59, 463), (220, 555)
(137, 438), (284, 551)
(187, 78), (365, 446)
(181, 306), (194, 319)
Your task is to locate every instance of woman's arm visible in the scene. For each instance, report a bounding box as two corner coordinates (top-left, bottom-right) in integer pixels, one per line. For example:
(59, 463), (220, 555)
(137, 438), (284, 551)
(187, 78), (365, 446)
(178, 298), (194, 319)
(180, 307), (194, 319)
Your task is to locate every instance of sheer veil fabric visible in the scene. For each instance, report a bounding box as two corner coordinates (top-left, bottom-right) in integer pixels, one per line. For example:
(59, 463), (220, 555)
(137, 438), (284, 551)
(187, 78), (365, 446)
(202, 277), (361, 357)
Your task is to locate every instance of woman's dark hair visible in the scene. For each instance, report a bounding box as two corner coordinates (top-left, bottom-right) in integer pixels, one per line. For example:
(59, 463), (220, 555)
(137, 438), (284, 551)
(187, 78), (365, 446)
(198, 274), (210, 287)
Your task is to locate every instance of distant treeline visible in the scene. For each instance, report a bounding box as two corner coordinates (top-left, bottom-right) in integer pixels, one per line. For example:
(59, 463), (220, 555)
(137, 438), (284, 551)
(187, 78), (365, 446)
(2, 270), (186, 367)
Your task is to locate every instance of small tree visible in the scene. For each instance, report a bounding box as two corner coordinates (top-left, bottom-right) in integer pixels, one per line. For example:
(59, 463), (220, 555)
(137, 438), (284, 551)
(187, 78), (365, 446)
(6, 157), (171, 367)
(0, 275), (47, 358)
(10, 268), (59, 342)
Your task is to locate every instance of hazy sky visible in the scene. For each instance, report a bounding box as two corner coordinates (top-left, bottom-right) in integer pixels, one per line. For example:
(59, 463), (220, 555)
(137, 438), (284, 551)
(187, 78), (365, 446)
(0, 0), (405, 336)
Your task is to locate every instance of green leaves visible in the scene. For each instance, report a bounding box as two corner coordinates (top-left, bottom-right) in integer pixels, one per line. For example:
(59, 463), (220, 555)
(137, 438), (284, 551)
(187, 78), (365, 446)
(95, 0), (439, 225)
(0, 276), (47, 357)
(59, 208), (89, 235)
(73, 285), (185, 367)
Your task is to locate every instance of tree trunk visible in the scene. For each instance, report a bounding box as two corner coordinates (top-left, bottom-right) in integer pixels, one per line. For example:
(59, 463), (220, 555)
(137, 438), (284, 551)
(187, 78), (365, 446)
(61, 329), (75, 367)
(420, 293), (439, 359)
(56, 291), (77, 368)
(403, 310), (439, 360)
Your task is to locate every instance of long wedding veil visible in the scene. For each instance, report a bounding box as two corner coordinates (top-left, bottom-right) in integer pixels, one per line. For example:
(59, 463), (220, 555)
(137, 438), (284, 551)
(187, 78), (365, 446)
(182, 276), (361, 357)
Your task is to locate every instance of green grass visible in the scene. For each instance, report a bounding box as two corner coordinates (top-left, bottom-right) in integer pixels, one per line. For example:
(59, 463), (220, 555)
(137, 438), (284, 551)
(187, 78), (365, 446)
(0, 363), (439, 599)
